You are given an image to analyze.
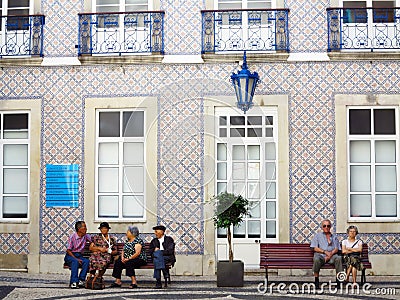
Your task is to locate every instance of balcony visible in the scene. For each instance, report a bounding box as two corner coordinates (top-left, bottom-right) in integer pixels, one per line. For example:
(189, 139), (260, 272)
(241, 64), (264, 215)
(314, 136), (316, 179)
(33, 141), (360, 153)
(327, 7), (400, 51)
(78, 11), (164, 56)
(0, 15), (44, 58)
(201, 9), (289, 54)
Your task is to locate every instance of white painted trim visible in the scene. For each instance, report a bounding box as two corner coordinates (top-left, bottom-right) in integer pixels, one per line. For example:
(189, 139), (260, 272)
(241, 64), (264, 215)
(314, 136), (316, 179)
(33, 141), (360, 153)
(287, 52), (330, 62)
(162, 55), (204, 64)
(41, 57), (82, 66)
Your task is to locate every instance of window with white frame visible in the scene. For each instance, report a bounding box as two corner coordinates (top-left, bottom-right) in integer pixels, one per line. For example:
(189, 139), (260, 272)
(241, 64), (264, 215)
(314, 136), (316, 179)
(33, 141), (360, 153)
(94, 0), (150, 13)
(217, 0), (273, 9)
(0, 112), (30, 220)
(348, 107), (399, 220)
(0, 0), (32, 32)
(96, 109), (146, 220)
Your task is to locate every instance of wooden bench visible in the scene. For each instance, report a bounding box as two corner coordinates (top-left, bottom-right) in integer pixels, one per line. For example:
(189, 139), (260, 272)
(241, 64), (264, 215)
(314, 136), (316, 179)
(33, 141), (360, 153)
(64, 242), (172, 273)
(260, 243), (372, 284)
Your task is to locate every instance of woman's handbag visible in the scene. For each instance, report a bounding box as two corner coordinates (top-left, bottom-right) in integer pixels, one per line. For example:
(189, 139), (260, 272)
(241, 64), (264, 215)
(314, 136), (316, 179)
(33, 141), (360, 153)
(85, 274), (105, 290)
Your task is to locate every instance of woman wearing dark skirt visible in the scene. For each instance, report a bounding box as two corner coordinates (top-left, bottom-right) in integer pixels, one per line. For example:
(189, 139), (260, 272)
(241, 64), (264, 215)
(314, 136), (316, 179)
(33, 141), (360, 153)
(110, 226), (147, 288)
(342, 225), (364, 284)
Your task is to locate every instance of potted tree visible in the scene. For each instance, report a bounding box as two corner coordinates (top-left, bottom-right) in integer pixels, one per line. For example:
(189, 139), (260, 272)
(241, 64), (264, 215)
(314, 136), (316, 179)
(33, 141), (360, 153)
(212, 192), (250, 287)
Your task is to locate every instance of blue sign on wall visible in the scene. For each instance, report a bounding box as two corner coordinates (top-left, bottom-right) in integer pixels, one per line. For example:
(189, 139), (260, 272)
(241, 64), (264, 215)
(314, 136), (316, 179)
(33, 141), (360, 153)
(46, 164), (79, 208)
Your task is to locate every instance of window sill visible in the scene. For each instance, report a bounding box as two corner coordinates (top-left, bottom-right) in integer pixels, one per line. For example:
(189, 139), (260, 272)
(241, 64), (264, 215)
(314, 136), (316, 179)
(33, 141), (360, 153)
(0, 57), (43, 66)
(79, 54), (164, 65)
(348, 218), (400, 223)
(202, 52), (289, 63)
(328, 51), (400, 61)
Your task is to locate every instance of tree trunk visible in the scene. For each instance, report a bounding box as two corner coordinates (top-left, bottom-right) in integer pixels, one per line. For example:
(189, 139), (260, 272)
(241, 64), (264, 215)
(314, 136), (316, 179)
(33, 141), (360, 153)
(227, 226), (233, 262)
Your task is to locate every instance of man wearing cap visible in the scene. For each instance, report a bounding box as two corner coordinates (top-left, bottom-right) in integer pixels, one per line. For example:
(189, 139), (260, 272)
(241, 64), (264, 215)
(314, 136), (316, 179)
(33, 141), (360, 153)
(149, 225), (176, 289)
(64, 221), (92, 289)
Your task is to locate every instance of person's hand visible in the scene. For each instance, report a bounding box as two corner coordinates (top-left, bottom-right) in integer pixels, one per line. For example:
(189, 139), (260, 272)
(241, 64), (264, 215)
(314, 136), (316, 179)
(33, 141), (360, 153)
(76, 258), (83, 264)
(324, 251), (332, 262)
(155, 247), (160, 251)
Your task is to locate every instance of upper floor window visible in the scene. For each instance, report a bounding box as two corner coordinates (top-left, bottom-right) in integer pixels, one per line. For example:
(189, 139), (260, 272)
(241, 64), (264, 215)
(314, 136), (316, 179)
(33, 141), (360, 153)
(202, 0), (289, 53)
(0, 0), (32, 30)
(216, 0), (273, 9)
(96, 109), (146, 220)
(0, 112), (30, 220)
(328, 0), (400, 51)
(348, 107), (399, 220)
(93, 0), (151, 12)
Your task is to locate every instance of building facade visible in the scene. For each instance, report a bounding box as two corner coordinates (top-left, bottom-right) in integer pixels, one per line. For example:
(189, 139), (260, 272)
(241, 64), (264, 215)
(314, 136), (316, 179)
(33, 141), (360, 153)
(0, 0), (399, 275)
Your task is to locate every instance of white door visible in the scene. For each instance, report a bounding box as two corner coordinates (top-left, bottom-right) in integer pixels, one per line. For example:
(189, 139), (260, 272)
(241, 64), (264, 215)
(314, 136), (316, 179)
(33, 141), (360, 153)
(215, 107), (278, 268)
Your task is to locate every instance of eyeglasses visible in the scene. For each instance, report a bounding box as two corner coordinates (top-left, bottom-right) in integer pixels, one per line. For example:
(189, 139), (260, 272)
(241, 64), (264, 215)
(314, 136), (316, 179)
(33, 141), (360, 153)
(322, 224), (331, 228)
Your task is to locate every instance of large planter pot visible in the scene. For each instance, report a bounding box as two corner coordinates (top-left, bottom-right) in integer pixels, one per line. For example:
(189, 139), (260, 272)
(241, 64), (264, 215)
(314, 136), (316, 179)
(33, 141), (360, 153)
(217, 260), (244, 287)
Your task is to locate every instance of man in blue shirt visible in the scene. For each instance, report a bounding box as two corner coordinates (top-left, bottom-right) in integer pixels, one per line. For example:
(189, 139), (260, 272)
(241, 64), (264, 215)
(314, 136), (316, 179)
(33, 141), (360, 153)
(310, 219), (343, 289)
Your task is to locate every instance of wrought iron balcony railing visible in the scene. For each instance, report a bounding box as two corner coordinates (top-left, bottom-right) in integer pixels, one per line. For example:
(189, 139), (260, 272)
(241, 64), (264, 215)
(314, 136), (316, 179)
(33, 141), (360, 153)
(78, 11), (164, 55)
(0, 15), (44, 58)
(327, 7), (400, 51)
(201, 9), (289, 53)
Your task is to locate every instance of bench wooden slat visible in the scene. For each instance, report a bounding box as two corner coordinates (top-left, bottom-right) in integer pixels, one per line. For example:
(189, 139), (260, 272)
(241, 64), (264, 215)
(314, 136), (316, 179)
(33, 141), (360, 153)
(260, 243), (372, 284)
(63, 242), (172, 271)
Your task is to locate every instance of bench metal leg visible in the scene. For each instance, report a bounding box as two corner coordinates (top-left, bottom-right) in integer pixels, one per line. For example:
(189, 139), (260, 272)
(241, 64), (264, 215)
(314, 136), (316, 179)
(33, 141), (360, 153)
(361, 268), (366, 285)
(265, 268), (268, 282)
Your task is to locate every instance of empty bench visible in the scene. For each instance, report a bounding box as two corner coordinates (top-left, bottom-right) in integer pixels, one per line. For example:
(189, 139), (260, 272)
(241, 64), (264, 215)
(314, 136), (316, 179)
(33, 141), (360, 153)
(260, 243), (372, 284)
(64, 242), (172, 272)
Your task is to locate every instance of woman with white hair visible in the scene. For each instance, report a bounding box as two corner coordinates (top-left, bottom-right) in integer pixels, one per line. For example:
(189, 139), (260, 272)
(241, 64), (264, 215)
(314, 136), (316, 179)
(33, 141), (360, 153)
(342, 225), (364, 284)
(110, 226), (147, 288)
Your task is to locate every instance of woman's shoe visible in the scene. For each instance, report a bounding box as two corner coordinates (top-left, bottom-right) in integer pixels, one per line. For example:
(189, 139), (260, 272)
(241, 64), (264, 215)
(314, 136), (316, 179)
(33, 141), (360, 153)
(109, 282), (121, 288)
(129, 284), (138, 289)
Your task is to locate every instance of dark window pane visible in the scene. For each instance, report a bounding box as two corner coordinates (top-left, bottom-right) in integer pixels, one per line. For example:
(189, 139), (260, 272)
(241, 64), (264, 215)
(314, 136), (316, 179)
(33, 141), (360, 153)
(248, 128), (262, 137)
(248, 233), (260, 238)
(343, 1), (367, 23)
(266, 116), (273, 125)
(349, 109), (371, 135)
(233, 233), (245, 238)
(6, 15), (29, 30)
(219, 128), (227, 137)
(8, 0), (30, 8)
(219, 116), (227, 126)
(3, 213), (28, 218)
(3, 113), (28, 130)
(247, 116), (262, 125)
(123, 111), (144, 137)
(99, 112), (120, 137)
(373, 1), (395, 23)
(374, 109), (395, 134)
(230, 116), (245, 125)
(266, 128), (273, 137)
(230, 128), (245, 137)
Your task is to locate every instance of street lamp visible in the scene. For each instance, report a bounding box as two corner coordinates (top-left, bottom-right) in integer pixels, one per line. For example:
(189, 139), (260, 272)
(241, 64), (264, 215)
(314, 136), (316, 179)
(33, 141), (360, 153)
(230, 51), (260, 114)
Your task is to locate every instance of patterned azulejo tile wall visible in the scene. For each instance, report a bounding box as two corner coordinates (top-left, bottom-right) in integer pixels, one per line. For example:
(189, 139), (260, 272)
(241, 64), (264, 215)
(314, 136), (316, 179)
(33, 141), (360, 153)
(1, 61), (400, 256)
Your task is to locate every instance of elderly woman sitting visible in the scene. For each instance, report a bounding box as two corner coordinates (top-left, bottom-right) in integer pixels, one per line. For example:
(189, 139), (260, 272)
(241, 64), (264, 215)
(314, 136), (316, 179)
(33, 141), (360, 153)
(342, 225), (364, 284)
(88, 222), (117, 278)
(110, 226), (147, 288)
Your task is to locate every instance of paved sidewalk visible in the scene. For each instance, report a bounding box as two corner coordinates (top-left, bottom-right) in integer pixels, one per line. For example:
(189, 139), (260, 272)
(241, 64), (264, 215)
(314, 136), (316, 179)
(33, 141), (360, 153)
(0, 271), (399, 300)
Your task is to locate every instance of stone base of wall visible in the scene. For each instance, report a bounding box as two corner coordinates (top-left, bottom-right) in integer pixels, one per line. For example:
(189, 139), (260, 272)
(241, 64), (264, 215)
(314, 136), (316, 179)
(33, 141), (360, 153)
(0, 254), (28, 270)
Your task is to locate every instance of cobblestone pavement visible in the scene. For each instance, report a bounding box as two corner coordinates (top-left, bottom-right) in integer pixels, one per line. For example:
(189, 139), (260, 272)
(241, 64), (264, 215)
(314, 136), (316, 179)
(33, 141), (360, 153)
(0, 271), (399, 300)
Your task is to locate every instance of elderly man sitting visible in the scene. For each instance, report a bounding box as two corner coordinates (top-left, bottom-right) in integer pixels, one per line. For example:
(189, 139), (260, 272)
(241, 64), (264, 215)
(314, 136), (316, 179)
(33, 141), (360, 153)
(149, 225), (176, 289)
(310, 219), (343, 289)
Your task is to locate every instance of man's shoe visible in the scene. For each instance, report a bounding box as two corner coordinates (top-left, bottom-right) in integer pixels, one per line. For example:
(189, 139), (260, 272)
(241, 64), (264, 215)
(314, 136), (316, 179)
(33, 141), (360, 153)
(70, 282), (79, 289)
(155, 280), (162, 289)
(78, 280), (85, 288)
(314, 277), (319, 289)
